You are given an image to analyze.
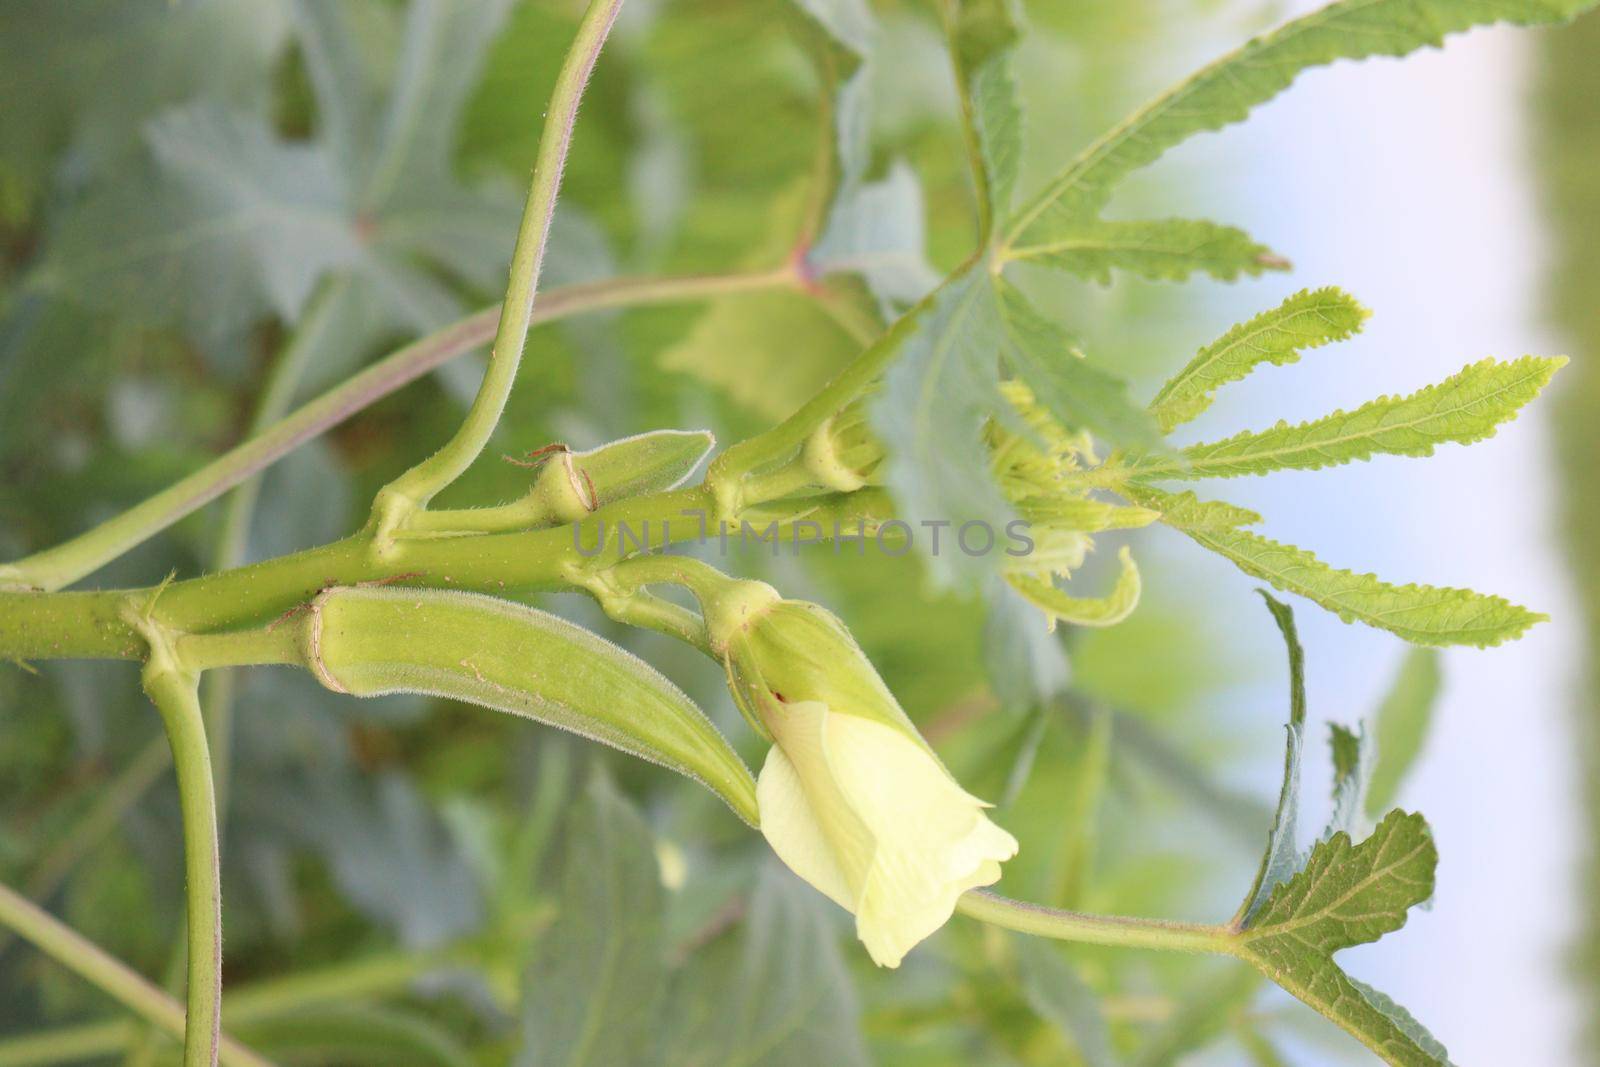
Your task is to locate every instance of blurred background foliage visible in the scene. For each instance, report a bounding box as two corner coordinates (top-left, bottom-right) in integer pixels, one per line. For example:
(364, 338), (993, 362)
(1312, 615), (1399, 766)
(0, 1), (1594, 1065)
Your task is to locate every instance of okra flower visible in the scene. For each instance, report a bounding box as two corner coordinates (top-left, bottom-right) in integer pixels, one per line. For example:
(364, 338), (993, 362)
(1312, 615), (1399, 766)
(708, 583), (1019, 967)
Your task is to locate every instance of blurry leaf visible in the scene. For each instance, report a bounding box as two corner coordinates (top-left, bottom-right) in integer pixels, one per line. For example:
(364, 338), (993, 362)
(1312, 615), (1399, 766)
(1014, 937), (1113, 1067)
(1366, 648), (1442, 819)
(32, 0), (520, 350)
(659, 291), (859, 421)
(1233, 592), (1307, 926)
(946, 0), (1023, 223)
(307, 772), (485, 949)
(241, 1002), (475, 1067)
(1005, 0), (1600, 244)
(518, 774), (665, 1067)
(1150, 287), (1369, 432)
(249, 441), (355, 564)
(1136, 357), (1566, 480)
(1129, 963), (1260, 1067)
(663, 864), (870, 1067)
(810, 161), (940, 311)
(0, 0), (288, 208)
(983, 579), (1070, 710)
(1138, 486), (1545, 648)
(1006, 216), (1286, 283)
(872, 269), (1014, 587)
(36, 105), (361, 346)
(1323, 722), (1374, 842)
(1233, 810), (1449, 1067)
(790, 0), (877, 58)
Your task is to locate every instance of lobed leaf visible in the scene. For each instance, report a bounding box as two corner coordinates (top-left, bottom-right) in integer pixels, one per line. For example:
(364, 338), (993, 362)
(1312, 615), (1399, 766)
(1139, 356), (1566, 479)
(1139, 486), (1545, 647)
(1233, 810), (1450, 1067)
(1003, 216), (1288, 281)
(1004, 0), (1599, 248)
(1150, 287), (1369, 431)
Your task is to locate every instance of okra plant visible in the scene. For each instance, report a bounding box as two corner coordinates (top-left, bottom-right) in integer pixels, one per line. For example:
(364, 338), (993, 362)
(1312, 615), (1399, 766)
(1, 1), (1591, 1065)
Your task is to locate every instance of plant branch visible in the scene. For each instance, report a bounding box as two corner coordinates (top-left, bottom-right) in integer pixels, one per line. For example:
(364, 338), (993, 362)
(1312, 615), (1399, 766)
(956, 891), (1233, 955)
(0, 882), (273, 1067)
(133, 630), (224, 1067)
(368, 0), (626, 547)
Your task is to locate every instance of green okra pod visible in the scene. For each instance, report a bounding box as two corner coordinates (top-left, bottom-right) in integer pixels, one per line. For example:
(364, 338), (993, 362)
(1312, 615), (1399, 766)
(301, 585), (757, 824)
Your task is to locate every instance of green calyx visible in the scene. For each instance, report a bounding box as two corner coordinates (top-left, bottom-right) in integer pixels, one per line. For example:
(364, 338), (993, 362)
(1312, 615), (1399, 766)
(717, 597), (923, 747)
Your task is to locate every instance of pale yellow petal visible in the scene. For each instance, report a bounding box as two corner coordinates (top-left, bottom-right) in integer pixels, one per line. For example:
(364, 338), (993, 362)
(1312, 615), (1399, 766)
(758, 701), (874, 908)
(756, 744), (854, 911)
(822, 714), (1019, 967)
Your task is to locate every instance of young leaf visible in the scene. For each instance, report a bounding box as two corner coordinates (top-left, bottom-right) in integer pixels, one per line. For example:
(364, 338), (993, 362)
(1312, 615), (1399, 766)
(1137, 486), (1545, 648)
(1232, 810), (1450, 1067)
(1006, 546), (1142, 630)
(1150, 287), (1370, 431)
(1234, 592), (1307, 926)
(1138, 356), (1566, 479)
(1004, 0), (1600, 248)
(1003, 216), (1288, 282)
(994, 276), (1162, 448)
(1367, 648), (1442, 819)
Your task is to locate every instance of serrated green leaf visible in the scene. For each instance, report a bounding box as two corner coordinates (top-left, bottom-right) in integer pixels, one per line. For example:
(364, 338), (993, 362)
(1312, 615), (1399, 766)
(1123, 485), (1261, 530)
(1002, 216), (1288, 281)
(993, 276), (1163, 448)
(1014, 937), (1114, 1067)
(1150, 287), (1370, 431)
(1367, 648), (1442, 819)
(1007, 545), (1142, 630)
(1004, 0), (1599, 248)
(1345, 977), (1455, 1064)
(1147, 489), (1545, 647)
(1232, 810), (1450, 1067)
(1136, 356), (1566, 479)
(1234, 592), (1307, 925)
(518, 775), (665, 1067)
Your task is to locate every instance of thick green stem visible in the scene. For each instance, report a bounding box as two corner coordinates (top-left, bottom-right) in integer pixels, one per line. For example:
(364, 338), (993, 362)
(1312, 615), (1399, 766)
(955, 891), (1233, 955)
(370, 0), (626, 546)
(0, 883), (272, 1067)
(0, 485), (897, 665)
(137, 650), (223, 1067)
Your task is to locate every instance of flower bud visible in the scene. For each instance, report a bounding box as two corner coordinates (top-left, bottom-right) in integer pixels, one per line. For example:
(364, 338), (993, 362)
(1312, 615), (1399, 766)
(706, 586), (1018, 967)
(802, 399), (884, 493)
